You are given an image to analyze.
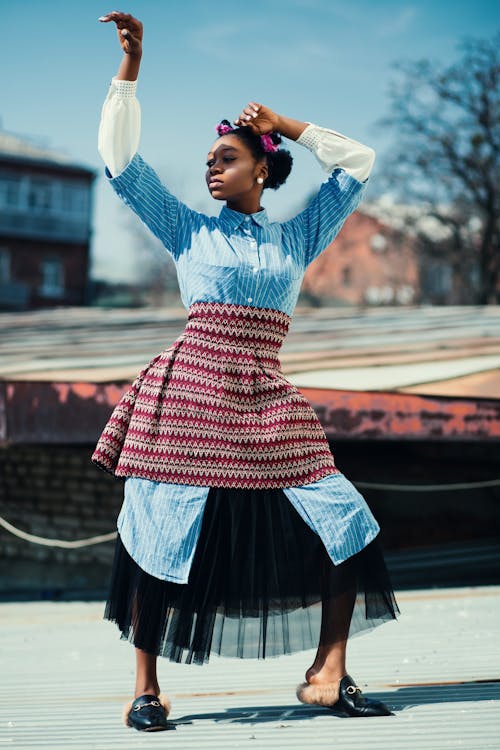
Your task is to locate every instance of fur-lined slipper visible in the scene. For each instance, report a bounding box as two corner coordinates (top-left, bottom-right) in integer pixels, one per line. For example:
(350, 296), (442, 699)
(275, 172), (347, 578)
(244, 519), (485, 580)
(296, 681), (340, 708)
(297, 675), (394, 717)
(122, 693), (172, 731)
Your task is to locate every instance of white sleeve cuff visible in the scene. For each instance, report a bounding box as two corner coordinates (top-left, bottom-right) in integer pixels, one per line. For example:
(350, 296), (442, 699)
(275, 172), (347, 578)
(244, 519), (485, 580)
(110, 77), (138, 98)
(297, 123), (375, 182)
(296, 123), (324, 151)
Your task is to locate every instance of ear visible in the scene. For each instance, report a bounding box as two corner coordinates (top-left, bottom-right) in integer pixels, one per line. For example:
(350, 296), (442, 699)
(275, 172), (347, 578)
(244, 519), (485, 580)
(256, 160), (268, 183)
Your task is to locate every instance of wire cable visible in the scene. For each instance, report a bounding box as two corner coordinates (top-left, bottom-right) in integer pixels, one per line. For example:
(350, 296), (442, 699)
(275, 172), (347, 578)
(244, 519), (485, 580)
(1, 477), (498, 547)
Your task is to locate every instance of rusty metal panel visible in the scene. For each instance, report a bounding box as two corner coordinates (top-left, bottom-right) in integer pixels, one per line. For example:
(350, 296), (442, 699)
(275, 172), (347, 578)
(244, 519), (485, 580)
(1, 379), (499, 445)
(300, 387), (500, 441)
(1, 380), (124, 445)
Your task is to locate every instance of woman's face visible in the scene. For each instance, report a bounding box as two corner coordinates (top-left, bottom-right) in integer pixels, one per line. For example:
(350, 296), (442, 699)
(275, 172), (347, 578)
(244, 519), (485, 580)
(205, 134), (266, 202)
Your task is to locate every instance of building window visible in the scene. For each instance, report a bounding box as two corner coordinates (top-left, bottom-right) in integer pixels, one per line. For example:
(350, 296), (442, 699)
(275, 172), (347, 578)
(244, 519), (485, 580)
(341, 266), (352, 287)
(0, 176), (21, 208)
(0, 247), (11, 282)
(62, 183), (88, 214)
(40, 257), (64, 298)
(28, 179), (52, 211)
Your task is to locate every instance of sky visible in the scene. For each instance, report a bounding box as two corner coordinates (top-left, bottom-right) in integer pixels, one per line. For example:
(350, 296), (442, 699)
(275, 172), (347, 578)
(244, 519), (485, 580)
(2, 0), (499, 281)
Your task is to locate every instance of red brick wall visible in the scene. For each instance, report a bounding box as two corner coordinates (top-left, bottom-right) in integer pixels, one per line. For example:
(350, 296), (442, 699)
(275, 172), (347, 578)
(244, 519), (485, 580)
(302, 211), (419, 305)
(4, 237), (89, 307)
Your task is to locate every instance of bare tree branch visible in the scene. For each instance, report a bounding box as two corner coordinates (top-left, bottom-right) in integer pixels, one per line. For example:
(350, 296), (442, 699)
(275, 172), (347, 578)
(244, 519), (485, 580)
(378, 33), (500, 303)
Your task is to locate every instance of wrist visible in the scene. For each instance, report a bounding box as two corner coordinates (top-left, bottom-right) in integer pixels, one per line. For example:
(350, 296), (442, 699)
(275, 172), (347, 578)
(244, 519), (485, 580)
(275, 114), (285, 133)
(275, 114), (308, 142)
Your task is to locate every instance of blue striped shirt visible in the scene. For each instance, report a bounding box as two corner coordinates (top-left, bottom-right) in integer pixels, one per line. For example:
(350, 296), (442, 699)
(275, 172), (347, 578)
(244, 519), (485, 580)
(108, 152), (380, 583)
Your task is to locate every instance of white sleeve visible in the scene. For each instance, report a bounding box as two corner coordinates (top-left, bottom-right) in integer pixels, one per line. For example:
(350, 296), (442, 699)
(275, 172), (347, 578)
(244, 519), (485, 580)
(97, 78), (141, 177)
(296, 123), (375, 182)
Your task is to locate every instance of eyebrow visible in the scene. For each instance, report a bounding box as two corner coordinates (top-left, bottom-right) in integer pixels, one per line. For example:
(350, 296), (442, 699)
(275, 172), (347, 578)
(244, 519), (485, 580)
(206, 145), (238, 158)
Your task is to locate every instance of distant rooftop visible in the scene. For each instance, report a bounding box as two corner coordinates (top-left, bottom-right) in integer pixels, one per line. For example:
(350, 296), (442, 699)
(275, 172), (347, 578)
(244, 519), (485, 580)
(0, 129), (94, 174)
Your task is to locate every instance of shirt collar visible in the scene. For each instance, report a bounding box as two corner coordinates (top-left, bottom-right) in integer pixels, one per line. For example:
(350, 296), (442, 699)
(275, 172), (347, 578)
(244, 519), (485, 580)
(219, 205), (269, 230)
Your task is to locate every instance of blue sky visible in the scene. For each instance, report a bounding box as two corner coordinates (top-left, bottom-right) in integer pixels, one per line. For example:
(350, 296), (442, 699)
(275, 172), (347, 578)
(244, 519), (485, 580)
(2, 0), (499, 280)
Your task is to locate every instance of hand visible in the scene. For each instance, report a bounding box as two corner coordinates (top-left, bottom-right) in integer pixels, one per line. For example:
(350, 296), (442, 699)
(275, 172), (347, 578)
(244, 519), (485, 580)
(99, 11), (143, 56)
(233, 102), (280, 134)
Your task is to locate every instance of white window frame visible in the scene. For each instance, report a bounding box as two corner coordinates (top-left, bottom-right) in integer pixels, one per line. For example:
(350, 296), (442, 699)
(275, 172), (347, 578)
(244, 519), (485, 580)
(40, 256), (65, 298)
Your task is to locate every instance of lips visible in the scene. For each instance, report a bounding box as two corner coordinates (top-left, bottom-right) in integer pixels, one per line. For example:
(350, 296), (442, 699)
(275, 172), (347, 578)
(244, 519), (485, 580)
(209, 179), (224, 190)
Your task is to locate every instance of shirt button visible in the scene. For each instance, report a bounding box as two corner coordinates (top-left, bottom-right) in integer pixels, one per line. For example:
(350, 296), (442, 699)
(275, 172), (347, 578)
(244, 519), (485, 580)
(253, 266), (258, 272)
(247, 297), (253, 303)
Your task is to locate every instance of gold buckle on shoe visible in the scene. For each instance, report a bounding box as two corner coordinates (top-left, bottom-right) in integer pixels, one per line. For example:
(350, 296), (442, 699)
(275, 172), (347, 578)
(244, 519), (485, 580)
(134, 700), (161, 711)
(346, 685), (362, 695)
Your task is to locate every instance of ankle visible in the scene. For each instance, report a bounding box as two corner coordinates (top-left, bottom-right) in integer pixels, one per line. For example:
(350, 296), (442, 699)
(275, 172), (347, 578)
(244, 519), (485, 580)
(134, 683), (160, 698)
(306, 665), (347, 685)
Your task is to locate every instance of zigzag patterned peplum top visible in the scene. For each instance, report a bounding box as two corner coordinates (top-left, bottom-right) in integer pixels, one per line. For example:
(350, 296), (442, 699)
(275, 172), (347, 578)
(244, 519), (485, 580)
(92, 301), (339, 488)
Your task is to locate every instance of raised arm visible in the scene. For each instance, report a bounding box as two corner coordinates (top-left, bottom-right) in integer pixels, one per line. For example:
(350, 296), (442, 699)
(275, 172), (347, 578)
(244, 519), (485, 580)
(97, 12), (144, 176)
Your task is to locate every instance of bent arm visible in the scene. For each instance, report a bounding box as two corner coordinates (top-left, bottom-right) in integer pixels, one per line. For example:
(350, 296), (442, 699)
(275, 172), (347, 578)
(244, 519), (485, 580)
(283, 125), (374, 267)
(297, 124), (375, 182)
(233, 104), (374, 181)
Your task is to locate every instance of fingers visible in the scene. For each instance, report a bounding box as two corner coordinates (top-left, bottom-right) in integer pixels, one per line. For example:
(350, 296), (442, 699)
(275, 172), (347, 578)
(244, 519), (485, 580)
(233, 102), (261, 127)
(99, 10), (142, 33)
(99, 11), (133, 23)
(120, 28), (141, 53)
(99, 10), (143, 54)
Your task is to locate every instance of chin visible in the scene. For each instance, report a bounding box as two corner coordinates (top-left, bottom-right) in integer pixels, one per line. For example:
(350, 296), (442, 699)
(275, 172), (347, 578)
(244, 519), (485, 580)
(208, 187), (225, 201)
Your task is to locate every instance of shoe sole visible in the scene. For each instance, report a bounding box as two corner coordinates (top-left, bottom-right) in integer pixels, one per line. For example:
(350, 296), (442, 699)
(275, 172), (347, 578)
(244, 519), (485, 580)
(142, 726), (170, 732)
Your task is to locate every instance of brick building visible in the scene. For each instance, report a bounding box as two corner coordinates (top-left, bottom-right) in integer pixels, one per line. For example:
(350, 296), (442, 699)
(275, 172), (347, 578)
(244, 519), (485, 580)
(302, 205), (419, 306)
(0, 130), (95, 310)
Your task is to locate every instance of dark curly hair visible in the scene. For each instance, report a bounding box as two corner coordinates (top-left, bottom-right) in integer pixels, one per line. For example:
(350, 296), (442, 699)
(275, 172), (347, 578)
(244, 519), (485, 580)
(215, 120), (293, 190)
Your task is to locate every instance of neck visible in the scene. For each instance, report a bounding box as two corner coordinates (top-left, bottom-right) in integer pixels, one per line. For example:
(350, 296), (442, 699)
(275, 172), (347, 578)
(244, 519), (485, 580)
(226, 193), (263, 214)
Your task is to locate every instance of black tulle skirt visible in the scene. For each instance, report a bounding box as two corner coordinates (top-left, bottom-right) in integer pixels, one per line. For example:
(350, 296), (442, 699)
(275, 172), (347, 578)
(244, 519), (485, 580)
(104, 487), (399, 664)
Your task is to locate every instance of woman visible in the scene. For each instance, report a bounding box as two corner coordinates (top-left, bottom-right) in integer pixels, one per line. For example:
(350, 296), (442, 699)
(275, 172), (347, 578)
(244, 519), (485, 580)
(93, 11), (399, 732)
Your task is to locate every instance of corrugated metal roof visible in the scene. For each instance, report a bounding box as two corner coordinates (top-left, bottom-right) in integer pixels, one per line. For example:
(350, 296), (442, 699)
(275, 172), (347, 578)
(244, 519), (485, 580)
(1, 305), (499, 398)
(1, 585), (499, 749)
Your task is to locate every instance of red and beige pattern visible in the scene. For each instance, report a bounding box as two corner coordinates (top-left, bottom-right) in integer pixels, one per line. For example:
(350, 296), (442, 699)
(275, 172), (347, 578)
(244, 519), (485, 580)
(92, 301), (339, 488)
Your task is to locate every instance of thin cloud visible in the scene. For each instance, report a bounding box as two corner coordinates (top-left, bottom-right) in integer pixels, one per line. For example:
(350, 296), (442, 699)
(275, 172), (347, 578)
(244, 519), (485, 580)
(186, 22), (244, 63)
(377, 6), (418, 37)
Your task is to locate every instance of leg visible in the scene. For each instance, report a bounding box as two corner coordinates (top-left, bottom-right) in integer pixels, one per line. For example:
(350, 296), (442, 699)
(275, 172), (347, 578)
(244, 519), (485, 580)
(305, 584), (356, 685)
(123, 648), (171, 731)
(135, 647), (161, 698)
(122, 597), (172, 730)
(305, 552), (356, 685)
(297, 549), (393, 716)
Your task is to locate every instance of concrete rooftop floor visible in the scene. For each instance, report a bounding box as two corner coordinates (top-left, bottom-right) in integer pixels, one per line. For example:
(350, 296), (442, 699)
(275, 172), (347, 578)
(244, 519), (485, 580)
(1, 585), (499, 749)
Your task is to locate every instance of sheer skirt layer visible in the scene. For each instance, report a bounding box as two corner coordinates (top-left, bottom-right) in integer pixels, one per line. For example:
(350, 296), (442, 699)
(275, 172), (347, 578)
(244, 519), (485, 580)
(104, 486), (399, 664)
